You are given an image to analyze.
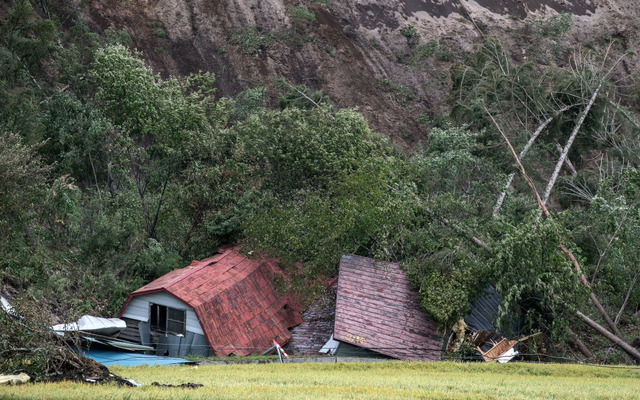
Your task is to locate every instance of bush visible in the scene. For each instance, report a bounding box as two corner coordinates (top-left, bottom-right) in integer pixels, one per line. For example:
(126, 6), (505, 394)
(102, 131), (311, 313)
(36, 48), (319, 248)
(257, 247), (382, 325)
(288, 6), (316, 23)
(400, 24), (417, 39)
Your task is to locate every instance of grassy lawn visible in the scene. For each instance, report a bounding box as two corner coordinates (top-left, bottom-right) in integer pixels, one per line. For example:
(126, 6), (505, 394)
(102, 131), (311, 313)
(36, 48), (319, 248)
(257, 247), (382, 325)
(1, 361), (639, 399)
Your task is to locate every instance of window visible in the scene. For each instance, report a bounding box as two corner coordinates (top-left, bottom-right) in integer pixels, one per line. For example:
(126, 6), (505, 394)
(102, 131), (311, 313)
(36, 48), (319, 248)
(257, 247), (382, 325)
(150, 304), (186, 335)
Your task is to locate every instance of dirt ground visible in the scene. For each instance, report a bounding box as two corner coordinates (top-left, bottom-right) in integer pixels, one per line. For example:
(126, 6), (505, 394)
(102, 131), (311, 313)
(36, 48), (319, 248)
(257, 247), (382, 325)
(75, 0), (640, 146)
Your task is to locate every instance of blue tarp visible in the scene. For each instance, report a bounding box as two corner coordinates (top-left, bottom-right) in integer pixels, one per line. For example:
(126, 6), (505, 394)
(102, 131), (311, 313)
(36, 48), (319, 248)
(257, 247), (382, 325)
(80, 349), (192, 367)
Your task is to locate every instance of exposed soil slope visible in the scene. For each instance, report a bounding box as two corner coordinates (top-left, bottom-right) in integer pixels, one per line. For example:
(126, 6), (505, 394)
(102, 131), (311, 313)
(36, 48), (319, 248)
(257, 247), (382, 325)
(79, 0), (640, 144)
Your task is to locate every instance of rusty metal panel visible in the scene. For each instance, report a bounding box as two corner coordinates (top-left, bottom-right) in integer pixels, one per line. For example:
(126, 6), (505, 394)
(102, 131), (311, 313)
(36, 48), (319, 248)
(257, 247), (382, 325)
(119, 248), (303, 357)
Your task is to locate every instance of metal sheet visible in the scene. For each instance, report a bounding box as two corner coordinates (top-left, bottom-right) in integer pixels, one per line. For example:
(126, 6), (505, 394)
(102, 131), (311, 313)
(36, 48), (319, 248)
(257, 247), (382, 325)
(80, 349), (192, 367)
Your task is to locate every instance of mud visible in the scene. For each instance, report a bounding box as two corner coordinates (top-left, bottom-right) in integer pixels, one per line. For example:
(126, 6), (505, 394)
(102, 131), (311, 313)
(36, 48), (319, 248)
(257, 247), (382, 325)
(76, 0), (640, 146)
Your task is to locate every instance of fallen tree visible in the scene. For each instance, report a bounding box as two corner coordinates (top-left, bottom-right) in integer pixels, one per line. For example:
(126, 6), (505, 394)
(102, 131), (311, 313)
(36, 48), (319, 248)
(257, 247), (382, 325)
(486, 106), (640, 363)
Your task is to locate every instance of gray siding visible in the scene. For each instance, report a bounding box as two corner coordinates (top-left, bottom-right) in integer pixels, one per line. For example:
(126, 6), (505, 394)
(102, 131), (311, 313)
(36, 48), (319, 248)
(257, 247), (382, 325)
(155, 330), (211, 357)
(121, 292), (204, 335)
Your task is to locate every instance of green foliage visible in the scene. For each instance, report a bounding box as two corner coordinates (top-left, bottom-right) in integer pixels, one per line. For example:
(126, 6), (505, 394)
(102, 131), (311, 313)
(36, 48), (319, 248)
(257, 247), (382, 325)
(530, 13), (572, 40)
(235, 106), (384, 194)
(0, 0), (57, 74)
(146, 19), (168, 38)
(0, 131), (48, 229)
(436, 42), (454, 61)
(288, 6), (316, 23)
(408, 252), (477, 328)
(55, 19), (101, 93)
(275, 80), (330, 110)
(245, 156), (422, 285)
(103, 26), (132, 47)
(565, 170), (640, 320)
(231, 87), (267, 121)
(410, 125), (505, 218)
(449, 36), (605, 197)
(527, 13), (572, 62)
(400, 24), (417, 39)
(491, 216), (587, 334)
(232, 26), (274, 55)
(408, 41), (437, 68)
(131, 238), (182, 281)
(0, 0), (56, 139)
(41, 92), (115, 185)
(376, 78), (416, 106)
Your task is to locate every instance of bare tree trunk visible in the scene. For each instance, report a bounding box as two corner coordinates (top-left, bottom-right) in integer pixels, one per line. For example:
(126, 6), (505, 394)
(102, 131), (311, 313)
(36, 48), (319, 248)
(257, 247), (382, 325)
(576, 309), (640, 363)
(493, 116), (553, 216)
(493, 105), (573, 216)
(567, 327), (593, 359)
(88, 151), (102, 202)
(615, 271), (639, 326)
(540, 81), (604, 208)
(148, 176), (170, 240)
(107, 167), (117, 197)
(555, 143), (577, 176)
(22, 222), (36, 247)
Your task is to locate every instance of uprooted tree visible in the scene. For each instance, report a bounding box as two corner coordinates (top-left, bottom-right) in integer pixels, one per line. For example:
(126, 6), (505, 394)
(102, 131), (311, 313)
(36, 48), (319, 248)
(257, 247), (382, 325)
(445, 34), (640, 361)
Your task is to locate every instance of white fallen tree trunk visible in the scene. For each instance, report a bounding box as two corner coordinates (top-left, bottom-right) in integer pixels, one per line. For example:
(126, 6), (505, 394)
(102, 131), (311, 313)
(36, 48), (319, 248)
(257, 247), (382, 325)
(540, 81), (603, 208)
(493, 117), (553, 216)
(493, 106), (572, 216)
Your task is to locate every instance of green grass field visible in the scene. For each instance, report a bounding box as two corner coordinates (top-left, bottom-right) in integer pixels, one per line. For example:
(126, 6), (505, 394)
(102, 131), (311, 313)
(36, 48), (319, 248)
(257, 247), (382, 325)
(1, 361), (639, 399)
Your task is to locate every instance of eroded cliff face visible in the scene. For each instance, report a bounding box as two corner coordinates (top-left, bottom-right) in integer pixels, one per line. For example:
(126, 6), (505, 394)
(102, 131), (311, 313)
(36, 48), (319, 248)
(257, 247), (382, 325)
(80, 0), (640, 144)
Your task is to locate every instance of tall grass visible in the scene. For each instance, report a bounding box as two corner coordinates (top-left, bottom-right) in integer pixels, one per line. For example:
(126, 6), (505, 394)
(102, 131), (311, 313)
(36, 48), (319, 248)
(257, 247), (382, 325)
(2, 361), (639, 399)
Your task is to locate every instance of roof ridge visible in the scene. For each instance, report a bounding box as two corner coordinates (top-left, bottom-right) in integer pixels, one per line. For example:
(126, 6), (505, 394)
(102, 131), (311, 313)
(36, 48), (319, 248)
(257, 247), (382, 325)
(163, 248), (232, 289)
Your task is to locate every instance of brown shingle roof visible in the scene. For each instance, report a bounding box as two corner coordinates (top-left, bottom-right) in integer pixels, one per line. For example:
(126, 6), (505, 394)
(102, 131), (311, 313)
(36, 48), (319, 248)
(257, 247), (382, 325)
(119, 248), (302, 356)
(333, 254), (443, 360)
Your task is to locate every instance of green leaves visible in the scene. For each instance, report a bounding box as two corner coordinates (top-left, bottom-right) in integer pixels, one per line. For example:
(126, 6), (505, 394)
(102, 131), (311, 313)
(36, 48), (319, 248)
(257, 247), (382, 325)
(491, 216), (586, 333)
(244, 156), (423, 284)
(0, 131), (48, 226)
(235, 106), (387, 195)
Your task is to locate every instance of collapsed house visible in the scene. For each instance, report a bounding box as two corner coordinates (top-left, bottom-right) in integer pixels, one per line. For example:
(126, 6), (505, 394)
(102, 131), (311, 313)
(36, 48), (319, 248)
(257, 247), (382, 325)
(320, 255), (444, 360)
(446, 287), (532, 363)
(117, 247), (302, 357)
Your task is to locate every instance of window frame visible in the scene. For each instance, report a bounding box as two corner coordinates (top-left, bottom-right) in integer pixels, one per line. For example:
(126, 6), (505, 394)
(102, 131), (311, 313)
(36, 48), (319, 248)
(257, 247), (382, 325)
(149, 303), (186, 335)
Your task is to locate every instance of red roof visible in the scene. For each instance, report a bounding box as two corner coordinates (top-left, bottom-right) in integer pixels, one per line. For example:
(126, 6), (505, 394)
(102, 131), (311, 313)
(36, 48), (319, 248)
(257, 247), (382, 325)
(333, 255), (443, 360)
(119, 248), (302, 356)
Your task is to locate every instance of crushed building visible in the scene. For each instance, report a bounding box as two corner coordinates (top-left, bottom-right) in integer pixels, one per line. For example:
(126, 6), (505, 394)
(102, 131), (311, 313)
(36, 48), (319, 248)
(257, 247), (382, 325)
(117, 247), (302, 357)
(323, 254), (444, 360)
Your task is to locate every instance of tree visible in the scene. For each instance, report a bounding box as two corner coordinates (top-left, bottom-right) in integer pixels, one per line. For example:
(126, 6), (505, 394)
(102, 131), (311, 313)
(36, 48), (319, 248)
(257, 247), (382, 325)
(0, 131), (48, 241)
(91, 44), (227, 239)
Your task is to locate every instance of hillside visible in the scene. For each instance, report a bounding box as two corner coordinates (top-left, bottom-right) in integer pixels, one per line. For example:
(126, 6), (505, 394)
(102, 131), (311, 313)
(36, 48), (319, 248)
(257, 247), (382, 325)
(2, 0), (640, 372)
(78, 0), (640, 144)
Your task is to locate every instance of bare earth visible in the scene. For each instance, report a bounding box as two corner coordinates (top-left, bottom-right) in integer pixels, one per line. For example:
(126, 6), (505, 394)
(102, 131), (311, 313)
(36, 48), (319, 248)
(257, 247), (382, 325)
(79, 0), (640, 145)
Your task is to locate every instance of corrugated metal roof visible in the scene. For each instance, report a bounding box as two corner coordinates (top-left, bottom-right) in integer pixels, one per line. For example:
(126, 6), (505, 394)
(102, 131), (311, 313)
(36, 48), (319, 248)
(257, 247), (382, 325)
(466, 286), (506, 333)
(80, 349), (191, 367)
(119, 248), (302, 356)
(333, 255), (443, 361)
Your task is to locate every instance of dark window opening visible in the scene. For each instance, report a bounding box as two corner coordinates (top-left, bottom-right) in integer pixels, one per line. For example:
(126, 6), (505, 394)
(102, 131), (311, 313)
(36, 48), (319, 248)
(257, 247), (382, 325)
(150, 304), (185, 335)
